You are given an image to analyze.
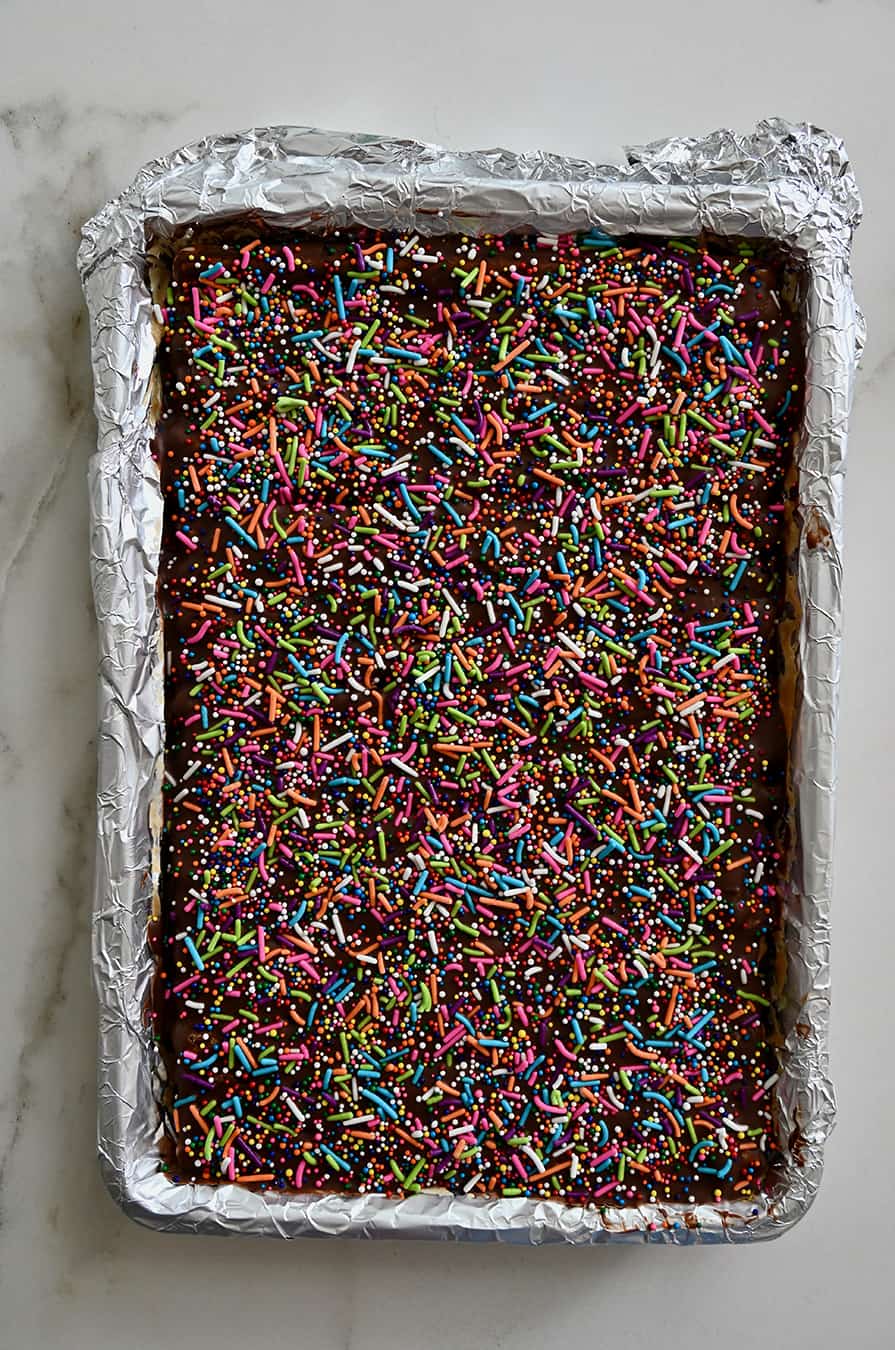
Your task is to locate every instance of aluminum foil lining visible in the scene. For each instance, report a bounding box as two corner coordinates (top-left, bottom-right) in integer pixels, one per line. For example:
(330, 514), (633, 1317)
(78, 119), (862, 1243)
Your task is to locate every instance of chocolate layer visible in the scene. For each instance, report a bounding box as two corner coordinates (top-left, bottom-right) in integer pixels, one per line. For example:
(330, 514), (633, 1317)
(151, 227), (802, 1206)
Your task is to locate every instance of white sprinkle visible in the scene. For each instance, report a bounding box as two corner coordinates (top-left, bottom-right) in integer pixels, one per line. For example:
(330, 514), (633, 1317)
(322, 732), (352, 752)
(522, 1144), (544, 1172)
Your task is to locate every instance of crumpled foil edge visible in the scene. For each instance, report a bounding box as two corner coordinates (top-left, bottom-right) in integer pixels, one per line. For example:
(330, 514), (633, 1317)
(79, 118), (862, 1243)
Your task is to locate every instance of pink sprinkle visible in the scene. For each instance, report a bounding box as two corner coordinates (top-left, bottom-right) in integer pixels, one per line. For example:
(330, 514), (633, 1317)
(534, 1095), (567, 1115)
(172, 973), (202, 995)
(187, 619), (212, 644)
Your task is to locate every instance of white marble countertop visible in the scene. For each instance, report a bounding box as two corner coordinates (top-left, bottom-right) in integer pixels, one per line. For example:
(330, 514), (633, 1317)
(0, 2), (892, 1346)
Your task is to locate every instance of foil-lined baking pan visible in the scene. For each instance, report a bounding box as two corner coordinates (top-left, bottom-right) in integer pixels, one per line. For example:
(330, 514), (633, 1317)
(79, 120), (861, 1241)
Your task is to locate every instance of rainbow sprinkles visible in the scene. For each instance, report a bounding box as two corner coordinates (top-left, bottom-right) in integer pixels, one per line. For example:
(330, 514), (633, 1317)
(151, 225), (803, 1211)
